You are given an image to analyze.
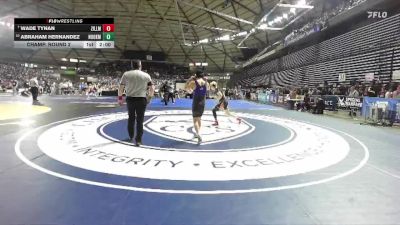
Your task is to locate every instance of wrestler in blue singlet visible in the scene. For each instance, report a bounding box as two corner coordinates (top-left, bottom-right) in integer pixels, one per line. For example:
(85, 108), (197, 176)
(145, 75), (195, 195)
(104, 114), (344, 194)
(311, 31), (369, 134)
(192, 79), (207, 118)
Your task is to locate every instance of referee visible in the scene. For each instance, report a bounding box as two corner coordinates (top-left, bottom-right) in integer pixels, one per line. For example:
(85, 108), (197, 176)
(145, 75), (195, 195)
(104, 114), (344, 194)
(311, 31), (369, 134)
(29, 77), (41, 105)
(118, 60), (154, 146)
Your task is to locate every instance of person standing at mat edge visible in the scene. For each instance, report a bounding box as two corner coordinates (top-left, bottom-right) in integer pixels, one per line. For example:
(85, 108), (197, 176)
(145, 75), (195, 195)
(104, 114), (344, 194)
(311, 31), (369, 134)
(185, 71), (209, 144)
(29, 77), (42, 105)
(118, 60), (155, 147)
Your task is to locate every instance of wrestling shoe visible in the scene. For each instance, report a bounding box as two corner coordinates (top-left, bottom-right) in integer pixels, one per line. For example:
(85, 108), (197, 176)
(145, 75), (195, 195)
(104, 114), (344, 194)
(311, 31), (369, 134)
(197, 135), (202, 144)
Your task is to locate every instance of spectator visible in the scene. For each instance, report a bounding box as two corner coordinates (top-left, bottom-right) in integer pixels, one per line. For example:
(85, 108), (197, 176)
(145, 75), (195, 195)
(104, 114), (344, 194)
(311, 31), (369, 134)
(348, 86), (359, 97)
(392, 84), (400, 98)
(367, 86), (377, 97)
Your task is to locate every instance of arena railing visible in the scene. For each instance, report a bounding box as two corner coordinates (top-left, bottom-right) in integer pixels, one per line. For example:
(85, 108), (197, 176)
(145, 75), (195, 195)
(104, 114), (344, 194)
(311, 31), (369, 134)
(255, 92), (400, 126)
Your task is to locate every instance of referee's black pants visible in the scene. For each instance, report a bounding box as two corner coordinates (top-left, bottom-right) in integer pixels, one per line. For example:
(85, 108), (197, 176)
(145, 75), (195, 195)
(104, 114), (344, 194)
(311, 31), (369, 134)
(30, 87), (39, 102)
(126, 97), (147, 142)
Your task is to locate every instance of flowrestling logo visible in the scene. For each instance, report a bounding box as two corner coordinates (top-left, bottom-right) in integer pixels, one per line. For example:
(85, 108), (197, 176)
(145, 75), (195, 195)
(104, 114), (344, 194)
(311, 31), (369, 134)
(15, 110), (369, 194)
(367, 11), (388, 19)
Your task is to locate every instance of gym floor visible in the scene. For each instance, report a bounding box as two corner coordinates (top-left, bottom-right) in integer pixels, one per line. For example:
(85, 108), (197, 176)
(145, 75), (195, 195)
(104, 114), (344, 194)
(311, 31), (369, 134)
(0, 95), (399, 225)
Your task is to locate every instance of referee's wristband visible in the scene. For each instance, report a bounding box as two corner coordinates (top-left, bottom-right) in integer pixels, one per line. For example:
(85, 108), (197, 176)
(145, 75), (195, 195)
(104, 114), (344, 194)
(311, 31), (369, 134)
(118, 96), (123, 101)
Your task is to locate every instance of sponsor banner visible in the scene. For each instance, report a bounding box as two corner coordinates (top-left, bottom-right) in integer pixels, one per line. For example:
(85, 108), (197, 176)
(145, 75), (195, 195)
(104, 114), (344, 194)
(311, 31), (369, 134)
(259, 94), (368, 113)
(393, 70), (400, 80)
(337, 96), (363, 109)
(365, 73), (375, 82)
(257, 93), (283, 104)
(270, 94), (277, 103)
(257, 93), (268, 104)
(278, 96), (284, 104)
(361, 97), (400, 123)
(322, 96), (364, 111)
(321, 95), (339, 111)
(397, 103), (400, 122)
(338, 73), (346, 82)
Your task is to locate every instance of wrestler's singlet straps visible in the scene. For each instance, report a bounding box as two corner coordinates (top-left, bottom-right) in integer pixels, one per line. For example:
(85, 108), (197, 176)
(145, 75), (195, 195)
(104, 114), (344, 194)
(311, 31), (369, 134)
(193, 79), (207, 97)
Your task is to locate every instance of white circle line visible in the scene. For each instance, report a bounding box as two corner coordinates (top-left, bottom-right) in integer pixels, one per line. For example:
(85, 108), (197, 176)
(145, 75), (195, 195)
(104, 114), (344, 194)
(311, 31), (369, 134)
(14, 112), (369, 194)
(139, 115), (257, 146)
(98, 114), (296, 152)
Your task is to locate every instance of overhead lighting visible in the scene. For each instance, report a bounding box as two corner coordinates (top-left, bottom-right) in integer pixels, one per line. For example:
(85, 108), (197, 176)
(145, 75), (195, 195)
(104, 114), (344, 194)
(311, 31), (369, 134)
(70, 58), (78, 62)
(61, 66), (67, 70)
(79, 59), (87, 63)
(61, 58), (67, 61)
(257, 25), (284, 31)
(183, 42), (193, 46)
(201, 62), (208, 66)
(195, 62), (201, 66)
(277, 3), (314, 9)
(199, 38), (209, 44)
(257, 24), (268, 30)
(233, 31), (248, 37)
(189, 63), (195, 66)
(216, 34), (231, 41)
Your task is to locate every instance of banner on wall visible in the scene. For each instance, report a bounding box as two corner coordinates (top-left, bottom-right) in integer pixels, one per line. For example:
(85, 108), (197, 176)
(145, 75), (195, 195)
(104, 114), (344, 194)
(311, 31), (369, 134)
(338, 73), (346, 82)
(365, 73), (375, 81)
(87, 77), (98, 82)
(393, 70), (400, 80)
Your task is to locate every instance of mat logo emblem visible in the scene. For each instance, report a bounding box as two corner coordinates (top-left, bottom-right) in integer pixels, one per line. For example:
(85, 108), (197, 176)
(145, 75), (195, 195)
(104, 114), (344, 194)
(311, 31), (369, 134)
(144, 114), (253, 145)
(15, 110), (367, 193)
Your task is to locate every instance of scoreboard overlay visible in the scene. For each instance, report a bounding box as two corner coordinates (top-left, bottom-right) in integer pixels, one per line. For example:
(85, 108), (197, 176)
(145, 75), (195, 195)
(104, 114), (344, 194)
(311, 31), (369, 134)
(14, 18), (114, 49)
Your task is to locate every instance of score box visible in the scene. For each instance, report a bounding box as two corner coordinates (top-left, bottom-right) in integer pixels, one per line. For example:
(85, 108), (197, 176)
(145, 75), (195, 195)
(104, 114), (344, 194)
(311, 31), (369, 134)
(102, 32), (115, 41)
(102, 24), (114, 32)
(102, 24), (115, 41)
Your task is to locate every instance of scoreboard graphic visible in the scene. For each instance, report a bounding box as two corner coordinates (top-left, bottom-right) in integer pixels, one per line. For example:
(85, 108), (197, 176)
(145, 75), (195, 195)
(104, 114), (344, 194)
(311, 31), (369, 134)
(14, 18), (114, 49)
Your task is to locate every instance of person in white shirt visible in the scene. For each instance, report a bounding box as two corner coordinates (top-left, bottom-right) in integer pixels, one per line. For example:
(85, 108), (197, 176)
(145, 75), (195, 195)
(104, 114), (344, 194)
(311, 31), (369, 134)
(348, 86), (359, 97)
(392, 84), (400, 99)
(29, 77), (41, 105)
(118, 60), (155, 146)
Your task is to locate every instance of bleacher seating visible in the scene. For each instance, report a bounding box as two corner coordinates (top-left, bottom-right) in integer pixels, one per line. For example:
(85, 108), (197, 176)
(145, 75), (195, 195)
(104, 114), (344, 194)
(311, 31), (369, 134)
(238, 13), (400, 88)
